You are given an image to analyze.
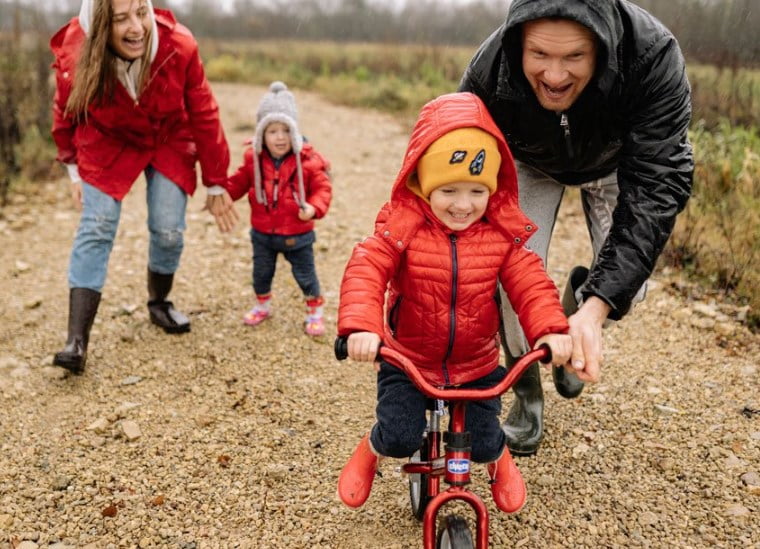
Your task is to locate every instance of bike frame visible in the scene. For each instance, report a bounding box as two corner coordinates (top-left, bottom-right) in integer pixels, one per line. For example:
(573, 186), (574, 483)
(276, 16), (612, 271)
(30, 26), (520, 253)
(382, 346), (549, 549)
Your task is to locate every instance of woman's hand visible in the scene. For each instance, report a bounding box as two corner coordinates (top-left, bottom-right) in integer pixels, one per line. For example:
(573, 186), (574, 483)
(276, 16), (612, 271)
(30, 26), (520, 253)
(70, 182), (83, 211)
(205, 191), (240, 233)
(65, 164), (83, 210)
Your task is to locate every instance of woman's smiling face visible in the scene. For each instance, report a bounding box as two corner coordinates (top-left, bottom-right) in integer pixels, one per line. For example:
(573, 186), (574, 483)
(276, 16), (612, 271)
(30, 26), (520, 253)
(109, 0), (151, 60)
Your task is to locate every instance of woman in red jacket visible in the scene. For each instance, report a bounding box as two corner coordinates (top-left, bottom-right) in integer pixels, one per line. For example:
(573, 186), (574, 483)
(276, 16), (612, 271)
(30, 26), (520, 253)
(50, 0), (236, 373)
(336, 92), (572, 513)
(226, 82), (332, 337)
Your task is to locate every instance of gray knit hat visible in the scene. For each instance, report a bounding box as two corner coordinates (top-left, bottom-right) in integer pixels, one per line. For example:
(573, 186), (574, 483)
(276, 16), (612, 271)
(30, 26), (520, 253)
(252, 81), (305, 207)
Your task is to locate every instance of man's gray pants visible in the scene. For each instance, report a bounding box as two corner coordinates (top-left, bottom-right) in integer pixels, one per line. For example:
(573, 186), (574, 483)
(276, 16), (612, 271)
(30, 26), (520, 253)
(502, 161), (647, 359)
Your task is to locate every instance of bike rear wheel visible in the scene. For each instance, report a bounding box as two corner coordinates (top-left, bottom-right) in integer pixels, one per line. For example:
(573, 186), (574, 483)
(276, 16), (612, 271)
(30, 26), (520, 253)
(437, 515), (474, 549)
(409, 437), (431, 521)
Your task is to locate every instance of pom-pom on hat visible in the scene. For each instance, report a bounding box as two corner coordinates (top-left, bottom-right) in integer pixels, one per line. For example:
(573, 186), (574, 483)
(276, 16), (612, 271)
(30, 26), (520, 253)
(252, 81), (305, 207)
(414, 127), (500, 199)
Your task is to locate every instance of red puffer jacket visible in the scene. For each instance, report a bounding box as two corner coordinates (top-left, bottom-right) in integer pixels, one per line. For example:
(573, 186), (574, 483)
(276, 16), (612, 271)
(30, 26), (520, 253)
(50, 9), (229, 200)
(227, 144), (332, 235)
(338, 92), (568, 386)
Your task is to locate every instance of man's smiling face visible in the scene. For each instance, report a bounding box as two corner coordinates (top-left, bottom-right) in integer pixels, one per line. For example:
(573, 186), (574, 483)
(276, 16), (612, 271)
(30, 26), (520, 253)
(521, 18), (597, 112)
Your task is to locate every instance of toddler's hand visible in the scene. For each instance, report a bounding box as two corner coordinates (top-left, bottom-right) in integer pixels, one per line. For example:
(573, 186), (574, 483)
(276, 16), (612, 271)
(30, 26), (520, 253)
(298, 202), (316, 221)
(535, 333), (572, 368)
(347, 332), (381, 367)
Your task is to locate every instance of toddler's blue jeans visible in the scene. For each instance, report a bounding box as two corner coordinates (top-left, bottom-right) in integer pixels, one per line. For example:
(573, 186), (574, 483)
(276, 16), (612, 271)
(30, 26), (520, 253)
(250, 229), (320, 298)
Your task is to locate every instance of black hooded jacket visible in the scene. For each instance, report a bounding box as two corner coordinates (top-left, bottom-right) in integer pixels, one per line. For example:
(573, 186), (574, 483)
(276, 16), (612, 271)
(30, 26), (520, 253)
(459, 0), (693, 319)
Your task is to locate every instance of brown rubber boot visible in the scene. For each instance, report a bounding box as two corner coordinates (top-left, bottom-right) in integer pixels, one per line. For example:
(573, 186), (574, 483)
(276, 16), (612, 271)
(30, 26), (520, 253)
(53, 288), (101, 374)
(147, 269), (190, 334)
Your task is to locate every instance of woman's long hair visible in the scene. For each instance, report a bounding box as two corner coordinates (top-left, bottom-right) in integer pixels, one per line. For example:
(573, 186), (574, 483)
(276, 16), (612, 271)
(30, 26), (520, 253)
(65, 0), (153, 120)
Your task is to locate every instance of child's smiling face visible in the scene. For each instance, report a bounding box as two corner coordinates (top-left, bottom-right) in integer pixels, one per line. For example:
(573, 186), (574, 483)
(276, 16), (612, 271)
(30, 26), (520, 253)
(429, 181), (490, 231)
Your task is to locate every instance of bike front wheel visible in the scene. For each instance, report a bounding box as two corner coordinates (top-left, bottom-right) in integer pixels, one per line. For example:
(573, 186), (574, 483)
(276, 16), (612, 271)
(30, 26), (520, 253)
(437, 515), (474, 549)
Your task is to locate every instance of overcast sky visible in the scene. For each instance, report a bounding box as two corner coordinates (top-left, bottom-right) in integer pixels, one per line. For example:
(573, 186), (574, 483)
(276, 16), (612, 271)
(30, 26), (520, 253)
(163, 0), (485, 8)
(24, 0), (487, 11)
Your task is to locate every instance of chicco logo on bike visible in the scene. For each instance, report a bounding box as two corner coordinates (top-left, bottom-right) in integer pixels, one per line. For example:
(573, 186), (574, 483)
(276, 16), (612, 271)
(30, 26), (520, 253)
(447, 459), (470, 474)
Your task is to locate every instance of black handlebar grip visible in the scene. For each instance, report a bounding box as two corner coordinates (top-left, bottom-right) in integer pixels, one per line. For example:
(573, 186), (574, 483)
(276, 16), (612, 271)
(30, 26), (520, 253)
(335, 336), (383, 361)
(538, 342), (553, 365)
(334, 336), (349, 360)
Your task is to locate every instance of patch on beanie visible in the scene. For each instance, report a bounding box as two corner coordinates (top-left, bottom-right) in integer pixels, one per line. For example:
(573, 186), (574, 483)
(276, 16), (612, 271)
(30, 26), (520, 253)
(449, 150), (467, 164)
(469, 149), (486, 175)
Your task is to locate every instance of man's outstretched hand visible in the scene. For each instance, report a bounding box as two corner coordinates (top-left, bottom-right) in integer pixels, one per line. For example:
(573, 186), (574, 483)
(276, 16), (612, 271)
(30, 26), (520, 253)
(567, 296), (611, 383)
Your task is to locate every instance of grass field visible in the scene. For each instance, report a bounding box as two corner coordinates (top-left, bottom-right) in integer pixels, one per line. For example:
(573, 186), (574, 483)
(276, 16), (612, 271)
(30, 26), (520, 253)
(2, 37), (757, 328)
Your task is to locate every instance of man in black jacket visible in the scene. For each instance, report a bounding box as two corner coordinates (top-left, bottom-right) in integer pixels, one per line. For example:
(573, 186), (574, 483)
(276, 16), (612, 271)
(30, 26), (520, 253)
(459, 0), (693, 455)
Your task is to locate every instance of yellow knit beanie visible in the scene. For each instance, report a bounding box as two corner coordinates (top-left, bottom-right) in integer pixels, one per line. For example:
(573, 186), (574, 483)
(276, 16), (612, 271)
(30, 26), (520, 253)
(415, 128), (500, 198)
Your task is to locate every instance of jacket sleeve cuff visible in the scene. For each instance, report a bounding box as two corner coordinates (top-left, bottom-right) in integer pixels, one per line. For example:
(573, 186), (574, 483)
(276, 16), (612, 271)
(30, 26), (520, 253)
(206, 185), (225, 196)
(580, 290), (621, 320)
(65, 163), (82, 184)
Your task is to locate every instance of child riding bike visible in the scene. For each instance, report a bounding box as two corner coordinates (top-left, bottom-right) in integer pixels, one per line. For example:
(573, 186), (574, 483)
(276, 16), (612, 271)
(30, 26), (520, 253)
(336, 92), (572, 513)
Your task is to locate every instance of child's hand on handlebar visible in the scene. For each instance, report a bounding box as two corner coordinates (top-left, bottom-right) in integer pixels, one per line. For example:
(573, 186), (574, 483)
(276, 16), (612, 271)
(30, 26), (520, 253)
(347, 332), (382, 368)
(534, 333), (572, 369)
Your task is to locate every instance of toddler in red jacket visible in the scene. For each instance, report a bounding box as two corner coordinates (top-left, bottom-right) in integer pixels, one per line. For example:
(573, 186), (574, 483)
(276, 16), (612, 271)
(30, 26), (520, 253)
(336, 92), (572, 512)
(226, 82), (332, 336)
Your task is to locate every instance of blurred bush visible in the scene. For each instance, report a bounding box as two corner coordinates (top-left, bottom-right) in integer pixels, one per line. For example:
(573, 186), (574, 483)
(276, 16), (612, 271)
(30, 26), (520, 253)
(663, 121), (760, 328)
(688, 65), (760, 130)
(0, 30), (54, 208)
(202, 40), (760, 131)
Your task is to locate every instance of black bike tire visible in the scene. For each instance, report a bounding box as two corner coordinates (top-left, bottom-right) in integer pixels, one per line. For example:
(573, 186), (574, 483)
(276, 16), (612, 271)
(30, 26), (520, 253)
(409, 437), (431, 521)
(436, 515), (474, 549)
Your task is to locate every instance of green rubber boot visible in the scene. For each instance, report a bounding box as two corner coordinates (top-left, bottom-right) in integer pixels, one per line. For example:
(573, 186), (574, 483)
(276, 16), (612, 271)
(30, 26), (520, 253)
(53, 288), (101, 374)
(503, 358), (544, 456)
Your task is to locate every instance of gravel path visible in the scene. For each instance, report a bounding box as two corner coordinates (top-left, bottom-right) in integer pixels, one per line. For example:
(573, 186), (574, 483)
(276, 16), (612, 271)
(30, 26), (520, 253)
(1, 83), (758, 549)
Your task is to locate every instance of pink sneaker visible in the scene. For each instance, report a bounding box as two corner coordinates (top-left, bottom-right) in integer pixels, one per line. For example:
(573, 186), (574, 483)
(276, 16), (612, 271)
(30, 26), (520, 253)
(243, 305), (271, 326)
(304, 315), (325, 336)
(304, 297), (325, 336)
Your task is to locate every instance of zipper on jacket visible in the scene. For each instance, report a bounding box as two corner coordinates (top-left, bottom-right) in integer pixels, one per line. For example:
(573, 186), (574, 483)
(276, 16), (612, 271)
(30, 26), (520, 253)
(559, 112), (575, 159)
(272, 174), (279, 210)
(442, 234), (458, 386)
(388, 296), (403, 336)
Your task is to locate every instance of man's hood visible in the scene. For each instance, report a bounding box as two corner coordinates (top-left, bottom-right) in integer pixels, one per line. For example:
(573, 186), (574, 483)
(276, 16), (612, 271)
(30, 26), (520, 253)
(502, 0), (623, 95)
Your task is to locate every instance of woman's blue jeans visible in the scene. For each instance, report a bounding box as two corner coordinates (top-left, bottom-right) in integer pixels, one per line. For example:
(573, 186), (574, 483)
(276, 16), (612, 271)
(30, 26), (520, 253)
(68, 167), (188, 291)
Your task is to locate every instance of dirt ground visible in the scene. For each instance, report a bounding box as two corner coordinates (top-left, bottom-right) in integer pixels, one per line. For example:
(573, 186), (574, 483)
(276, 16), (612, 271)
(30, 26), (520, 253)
(0, 83), (758, 548)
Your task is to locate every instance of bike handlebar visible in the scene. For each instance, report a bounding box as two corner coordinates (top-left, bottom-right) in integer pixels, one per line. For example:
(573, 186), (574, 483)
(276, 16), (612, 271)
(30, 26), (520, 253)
(334, 336), (551, 402)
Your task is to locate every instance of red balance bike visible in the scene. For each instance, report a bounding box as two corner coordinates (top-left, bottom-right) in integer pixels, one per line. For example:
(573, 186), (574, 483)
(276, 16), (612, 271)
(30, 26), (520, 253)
(335, 337), (551, 549)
